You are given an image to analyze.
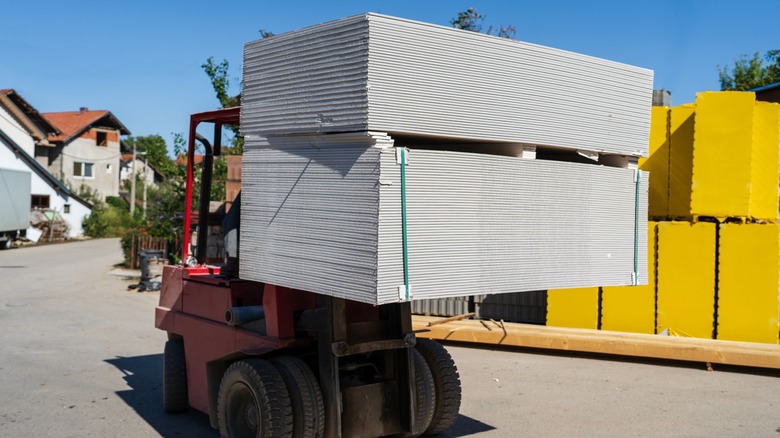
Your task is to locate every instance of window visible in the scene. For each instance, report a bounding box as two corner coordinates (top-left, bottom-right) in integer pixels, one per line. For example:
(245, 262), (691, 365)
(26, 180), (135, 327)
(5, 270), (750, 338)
(63, 204), (71, 214)
(106, 164), (112, 174)
(73, 161), (94, 178)
(31, 195), (50, 209)
(96, 131), (107, 146)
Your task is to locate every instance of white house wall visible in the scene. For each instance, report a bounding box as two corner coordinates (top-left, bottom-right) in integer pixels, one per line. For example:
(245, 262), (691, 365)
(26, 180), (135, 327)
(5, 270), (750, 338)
(58, 196), (90, 237)
(0, 106), (35, 157)
(0, 132), (90, 237)
(120, 158), (157, 185)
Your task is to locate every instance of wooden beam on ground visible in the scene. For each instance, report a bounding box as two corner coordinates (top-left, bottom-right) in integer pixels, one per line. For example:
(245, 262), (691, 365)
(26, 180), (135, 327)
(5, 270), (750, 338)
(412, 315), (780, 370)
(425, 312), (475, 327)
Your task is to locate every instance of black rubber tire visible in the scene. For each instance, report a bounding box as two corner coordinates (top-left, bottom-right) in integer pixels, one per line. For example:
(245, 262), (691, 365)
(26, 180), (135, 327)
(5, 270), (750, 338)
(271, 356), (325, 438)
(415, 339), (462, 436)
(163, 339), (189, 413)
(400, 349), (436, 438)
(217, 359), (293, 438)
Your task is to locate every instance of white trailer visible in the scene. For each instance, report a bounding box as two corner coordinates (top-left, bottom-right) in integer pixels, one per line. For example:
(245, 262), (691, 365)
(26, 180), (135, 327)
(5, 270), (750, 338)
(0, 168), (31, 249)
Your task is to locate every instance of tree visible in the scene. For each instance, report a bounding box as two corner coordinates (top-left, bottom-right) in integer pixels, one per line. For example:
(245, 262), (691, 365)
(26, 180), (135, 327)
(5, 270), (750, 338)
(202, 57), (243, 154)
(450, 7), (484, 32)
(202, 57), (239, 109)
(718, 50), (780, 91)
(450, 7), (516, 39)
(202, 29), (274, 155)
(124, 134), (175, 178)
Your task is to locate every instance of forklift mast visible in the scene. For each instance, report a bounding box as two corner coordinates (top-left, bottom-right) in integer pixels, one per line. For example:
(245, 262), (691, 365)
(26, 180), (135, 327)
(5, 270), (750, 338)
(156, 107), (461, 437)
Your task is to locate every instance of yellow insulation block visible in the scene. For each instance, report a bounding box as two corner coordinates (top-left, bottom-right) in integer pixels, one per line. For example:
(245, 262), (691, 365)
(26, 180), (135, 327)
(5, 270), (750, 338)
(749, 102), (780, 222)
(657, 222), (716, 338)
(667, 104), (695, 219)
(717, 223), (779, 344)
(546, 287), (599, 330)
(691, 92), (755, 219)
(640, 108), (670, 218)
(601, 222), (657, 334)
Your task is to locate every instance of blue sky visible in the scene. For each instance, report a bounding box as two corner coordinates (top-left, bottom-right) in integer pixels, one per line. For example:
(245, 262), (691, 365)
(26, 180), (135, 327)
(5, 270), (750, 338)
(1, 1), (777, 151)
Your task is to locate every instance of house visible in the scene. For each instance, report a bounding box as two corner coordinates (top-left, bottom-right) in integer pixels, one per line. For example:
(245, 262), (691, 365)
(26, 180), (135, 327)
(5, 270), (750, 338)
(40, 107), (131, 201)
(754, 81), (780, 103)
(175, 153), (204, 167)
(0, 89), (92, 237)
(119, 153), (165, 187)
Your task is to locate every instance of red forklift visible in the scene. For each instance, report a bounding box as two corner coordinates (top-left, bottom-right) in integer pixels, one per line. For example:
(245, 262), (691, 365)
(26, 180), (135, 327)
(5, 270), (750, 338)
(155, 108), (462, 437)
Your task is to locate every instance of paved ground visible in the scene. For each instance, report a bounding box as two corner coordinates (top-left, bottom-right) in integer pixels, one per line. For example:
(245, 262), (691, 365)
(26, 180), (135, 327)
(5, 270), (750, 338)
(1, 239), (779, 437)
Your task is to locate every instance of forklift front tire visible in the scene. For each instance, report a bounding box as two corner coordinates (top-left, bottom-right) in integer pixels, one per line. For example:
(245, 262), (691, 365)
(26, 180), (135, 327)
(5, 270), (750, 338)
(163, 339), (189, 413)
(217, 359), (293, 438)
(415, 339), (462, 436)
(271, 356), (325, 438)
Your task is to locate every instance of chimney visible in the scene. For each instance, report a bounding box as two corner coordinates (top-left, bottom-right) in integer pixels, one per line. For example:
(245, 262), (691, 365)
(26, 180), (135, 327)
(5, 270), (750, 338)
(79, 107), (89, 113)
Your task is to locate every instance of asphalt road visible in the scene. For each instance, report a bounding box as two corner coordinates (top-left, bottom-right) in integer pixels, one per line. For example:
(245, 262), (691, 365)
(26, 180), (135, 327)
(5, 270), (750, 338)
(1, 239), (778, 437)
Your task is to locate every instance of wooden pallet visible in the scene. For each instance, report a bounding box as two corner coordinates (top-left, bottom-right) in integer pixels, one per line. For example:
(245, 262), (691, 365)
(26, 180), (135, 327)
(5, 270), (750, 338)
(412, 315), (780, 370)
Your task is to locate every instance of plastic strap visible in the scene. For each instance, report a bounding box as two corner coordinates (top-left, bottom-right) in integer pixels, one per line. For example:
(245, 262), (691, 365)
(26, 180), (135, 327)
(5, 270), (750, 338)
(399, 148), (410, 300)
(633, 170), (641, 286)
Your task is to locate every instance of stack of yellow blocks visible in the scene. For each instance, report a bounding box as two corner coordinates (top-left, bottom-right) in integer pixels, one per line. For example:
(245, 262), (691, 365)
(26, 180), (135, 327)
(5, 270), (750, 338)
(547, 91), (780, 344)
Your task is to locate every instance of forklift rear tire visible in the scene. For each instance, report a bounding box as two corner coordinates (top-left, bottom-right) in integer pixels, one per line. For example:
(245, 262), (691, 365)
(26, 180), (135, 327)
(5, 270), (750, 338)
(163, 339), (189, 413)
(271, 356), (325, 438)
(415, 339), (462, 436)
(217, 359), (293, 438)
(400, 349), (436, 438)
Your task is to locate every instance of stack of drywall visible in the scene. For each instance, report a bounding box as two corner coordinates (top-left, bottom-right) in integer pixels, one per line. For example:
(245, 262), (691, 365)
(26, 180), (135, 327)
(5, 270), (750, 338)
(411, 296), (479, 318)
(239, 14), (653, 306)
(478, 291), (547, 325)
(242, 13), (653, 156)
(241, 134), (647, 305)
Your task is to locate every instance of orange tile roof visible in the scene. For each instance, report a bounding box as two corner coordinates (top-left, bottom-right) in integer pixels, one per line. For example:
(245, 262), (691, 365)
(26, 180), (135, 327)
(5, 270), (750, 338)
(42, 109), (130, 143)
(43, 110), (110, 142)
(176, 153), (204, 166)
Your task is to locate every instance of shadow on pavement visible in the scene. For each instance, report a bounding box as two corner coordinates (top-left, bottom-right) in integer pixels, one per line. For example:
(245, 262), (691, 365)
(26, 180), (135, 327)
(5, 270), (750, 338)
(105, 354), (214, 438)
(440, 414), (496, 437)
(106, 354), (494, 438)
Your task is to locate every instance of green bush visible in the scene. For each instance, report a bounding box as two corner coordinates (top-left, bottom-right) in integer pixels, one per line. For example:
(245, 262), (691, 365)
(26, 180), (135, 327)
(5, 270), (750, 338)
(105, 196), (128, 210)
(82, 202), (134, 238)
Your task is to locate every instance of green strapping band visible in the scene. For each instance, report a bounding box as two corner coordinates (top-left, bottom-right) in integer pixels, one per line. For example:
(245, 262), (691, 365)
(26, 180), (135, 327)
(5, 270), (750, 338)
(400, 148), (410, 301)
(633, 171), (641, 286)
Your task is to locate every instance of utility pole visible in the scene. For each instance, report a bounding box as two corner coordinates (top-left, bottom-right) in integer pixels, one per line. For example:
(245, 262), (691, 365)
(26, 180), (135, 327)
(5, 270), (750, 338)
(130, 143), (136, 215)
(142, 155), (147, 219)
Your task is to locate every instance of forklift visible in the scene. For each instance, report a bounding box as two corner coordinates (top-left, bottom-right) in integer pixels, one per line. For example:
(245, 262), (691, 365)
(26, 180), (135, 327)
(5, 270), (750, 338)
(155, 107), (461, 437)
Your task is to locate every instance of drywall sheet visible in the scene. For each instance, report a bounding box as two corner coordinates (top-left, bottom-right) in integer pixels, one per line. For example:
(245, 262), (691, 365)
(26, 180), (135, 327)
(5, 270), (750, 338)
(546, 287), (599, 329)
(656, 221), (716, 338)
(411, 296), (476, 317)
(667, 105), (695, 219)
(641, 108), (670, 218)
(691, 92), (755, 219)
(717, 223), (779, 344)
(240, 133), (648, 305)
(750, 102), (780, 222)
(601, 222), (657, 334)
(242, 13), (653, 157)
(479, 291), (547, 324)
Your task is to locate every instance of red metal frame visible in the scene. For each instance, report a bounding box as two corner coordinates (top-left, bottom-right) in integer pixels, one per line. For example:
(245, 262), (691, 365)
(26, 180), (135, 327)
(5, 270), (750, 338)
(182, 107), (241, 264)
(162, 106), (424, 435)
